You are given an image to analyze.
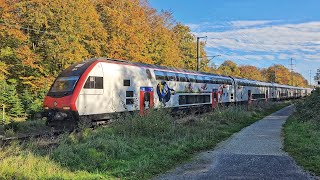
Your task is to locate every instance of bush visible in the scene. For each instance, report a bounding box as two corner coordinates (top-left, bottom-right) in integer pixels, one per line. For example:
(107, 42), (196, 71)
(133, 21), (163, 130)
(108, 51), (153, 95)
(112, 108), (174, 138)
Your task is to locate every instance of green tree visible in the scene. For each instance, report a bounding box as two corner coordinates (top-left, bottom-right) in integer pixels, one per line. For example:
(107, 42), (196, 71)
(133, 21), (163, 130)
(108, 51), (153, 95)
(218, 60), (241, 77)
(173, 23), (208, 71)
(20, 88), (46, 117)
(0, 79), (24, 119)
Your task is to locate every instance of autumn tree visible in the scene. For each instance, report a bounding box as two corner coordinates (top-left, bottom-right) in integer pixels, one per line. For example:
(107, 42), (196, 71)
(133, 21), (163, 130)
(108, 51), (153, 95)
(261, 64), (307, 87)
(239, 65), (265, 81)
(94, 0), (153, 63)
(291, 72), (308, 87)
(17, 0), (109, 76)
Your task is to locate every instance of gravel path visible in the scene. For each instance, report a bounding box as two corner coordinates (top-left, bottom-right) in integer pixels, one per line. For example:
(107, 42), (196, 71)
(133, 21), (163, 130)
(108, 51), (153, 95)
(154, 105), (316, 180)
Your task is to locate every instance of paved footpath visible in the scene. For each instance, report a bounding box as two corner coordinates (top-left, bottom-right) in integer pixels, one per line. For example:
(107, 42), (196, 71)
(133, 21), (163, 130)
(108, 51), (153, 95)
(154, 105), (317, 180)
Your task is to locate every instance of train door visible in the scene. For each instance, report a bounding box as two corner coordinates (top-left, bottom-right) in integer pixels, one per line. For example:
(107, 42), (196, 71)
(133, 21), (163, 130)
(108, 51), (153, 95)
(140, 87), (154, 115)
(211, 89), (219, 109)
(266, 90), (269, 101)
(248, 90), (252, 104)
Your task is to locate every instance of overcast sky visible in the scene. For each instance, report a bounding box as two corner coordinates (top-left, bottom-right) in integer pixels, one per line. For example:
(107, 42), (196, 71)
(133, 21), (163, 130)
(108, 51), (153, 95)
(149, 0), (320, 84)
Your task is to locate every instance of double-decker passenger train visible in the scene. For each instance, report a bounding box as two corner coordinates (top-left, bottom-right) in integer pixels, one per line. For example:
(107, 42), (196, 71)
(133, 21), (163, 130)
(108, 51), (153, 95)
(43, 58), (312, 126)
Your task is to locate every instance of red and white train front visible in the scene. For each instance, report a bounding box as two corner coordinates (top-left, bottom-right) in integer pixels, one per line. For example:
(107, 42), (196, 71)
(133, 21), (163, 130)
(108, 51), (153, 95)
(43, 59), (99, 125)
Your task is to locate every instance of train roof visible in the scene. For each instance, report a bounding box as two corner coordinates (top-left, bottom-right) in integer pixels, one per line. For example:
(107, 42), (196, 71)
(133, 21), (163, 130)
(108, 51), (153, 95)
(87, 57), (233, 79)
(62, 57), (308, 89)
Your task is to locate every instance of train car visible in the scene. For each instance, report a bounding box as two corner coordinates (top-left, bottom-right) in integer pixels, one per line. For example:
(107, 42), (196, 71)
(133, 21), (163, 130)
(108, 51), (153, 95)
(234, 78), (274, 103)
(43, 58), (311, 126)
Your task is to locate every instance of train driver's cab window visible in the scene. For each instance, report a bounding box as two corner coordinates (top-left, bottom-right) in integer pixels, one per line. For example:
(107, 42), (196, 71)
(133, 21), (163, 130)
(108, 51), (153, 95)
(50, 76), (79, 92)
(84, 76), (103, 89)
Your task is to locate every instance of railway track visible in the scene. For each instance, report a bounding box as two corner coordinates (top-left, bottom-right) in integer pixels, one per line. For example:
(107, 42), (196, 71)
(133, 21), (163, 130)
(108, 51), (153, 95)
(0, 129), (72, 145)
(0, 109), (204, 145)
(0, 102), (267, 145)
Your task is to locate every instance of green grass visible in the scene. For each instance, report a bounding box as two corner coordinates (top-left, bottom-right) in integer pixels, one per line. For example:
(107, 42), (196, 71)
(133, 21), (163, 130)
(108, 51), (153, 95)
(0, 143), (112, 179)
(284, 89), (320, 176)
(0, 101), (289, 180)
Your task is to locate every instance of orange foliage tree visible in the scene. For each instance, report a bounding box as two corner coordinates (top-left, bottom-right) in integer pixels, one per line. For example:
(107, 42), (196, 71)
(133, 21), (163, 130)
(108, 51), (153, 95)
(239, 65), (265, 81)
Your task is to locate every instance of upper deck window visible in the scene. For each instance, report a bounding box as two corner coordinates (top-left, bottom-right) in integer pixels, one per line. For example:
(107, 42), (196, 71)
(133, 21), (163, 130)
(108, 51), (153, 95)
(177, 73), (188, 82)
(188, 75), (196, 83)
(155, 71), (166, 81)
(50, 76), (79, 92)
(166, 72), (176, 81)
(196, 76), (204, 83)
(204, 76), (211, 83)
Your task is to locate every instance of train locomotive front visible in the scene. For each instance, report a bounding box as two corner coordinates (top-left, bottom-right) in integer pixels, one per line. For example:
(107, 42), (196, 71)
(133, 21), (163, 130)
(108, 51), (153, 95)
(43, 59), (98, 126)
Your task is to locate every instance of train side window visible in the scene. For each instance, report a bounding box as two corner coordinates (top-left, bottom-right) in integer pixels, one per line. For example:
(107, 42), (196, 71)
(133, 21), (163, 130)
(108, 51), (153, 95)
(196, 76), (204, 83)
(212, 78), (218, 84)
(204, 95), (210, 103)
(175, 73), (180, 81)
(123, 79), (131, 86)
(204, 76), (211, 83)
(84, 76), (103, 89)
(126, 99), (134, 105)
(126, 91), (134, 105)
(179, 95), (211, 105)
(126, 91), (134, 97)
(155, 71), (166, 81)
(187, 95), (195, 104)
(179, 95), (186, 104)
(188, 75), (196, 83)
(167, 72), (176, 81)
(178, 73), (187, 82)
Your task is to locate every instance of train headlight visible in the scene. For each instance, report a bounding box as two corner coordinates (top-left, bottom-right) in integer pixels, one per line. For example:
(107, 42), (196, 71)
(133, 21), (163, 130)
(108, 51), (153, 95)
(63, 106), (70, 110)
(44, 106), (49, 110)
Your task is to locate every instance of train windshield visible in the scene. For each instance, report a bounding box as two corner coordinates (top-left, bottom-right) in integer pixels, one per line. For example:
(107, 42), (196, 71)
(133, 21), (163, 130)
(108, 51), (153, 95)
(50, 76), (79, 92)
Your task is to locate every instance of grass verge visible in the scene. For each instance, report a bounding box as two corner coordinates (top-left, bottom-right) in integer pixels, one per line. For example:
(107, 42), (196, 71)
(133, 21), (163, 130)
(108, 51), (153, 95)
(0, 142), (111, 179)
(1, 101), (289, 180)
(284, 89), (320, 176)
